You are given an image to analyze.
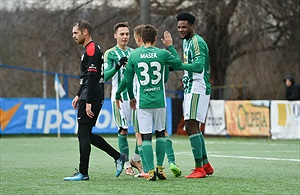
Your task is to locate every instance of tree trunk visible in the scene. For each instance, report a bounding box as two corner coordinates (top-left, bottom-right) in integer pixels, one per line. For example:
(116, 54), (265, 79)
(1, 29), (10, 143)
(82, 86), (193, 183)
(205, 0), (238, 99)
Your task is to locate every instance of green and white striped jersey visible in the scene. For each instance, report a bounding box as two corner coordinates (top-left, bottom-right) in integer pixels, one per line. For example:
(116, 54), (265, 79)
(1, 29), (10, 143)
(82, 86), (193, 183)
(125, 46), (182, 109)
(182, 34), (211, 95)
(104, 46), (133, 100)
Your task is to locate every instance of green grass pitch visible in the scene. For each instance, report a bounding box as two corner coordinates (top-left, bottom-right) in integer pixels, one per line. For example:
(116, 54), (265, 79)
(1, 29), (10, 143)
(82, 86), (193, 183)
(1, 135), (299, 194)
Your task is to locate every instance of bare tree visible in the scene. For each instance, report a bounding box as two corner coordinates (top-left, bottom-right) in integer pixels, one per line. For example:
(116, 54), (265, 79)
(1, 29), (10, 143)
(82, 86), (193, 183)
(136, 0), (299, 99)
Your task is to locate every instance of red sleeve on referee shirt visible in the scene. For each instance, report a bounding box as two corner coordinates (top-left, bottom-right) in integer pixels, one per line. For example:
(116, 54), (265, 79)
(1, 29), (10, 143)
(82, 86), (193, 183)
(86, 42), (95, 56)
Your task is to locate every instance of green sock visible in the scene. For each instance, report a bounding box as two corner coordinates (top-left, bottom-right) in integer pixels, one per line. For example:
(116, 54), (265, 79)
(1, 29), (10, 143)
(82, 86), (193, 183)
(142, 140), (154, 170)
(156, 137), (166, 167)
(189, 133), (203, 167)
(199, 132), (209, 164)
(165, 135), (175, 164)
(118, 134), (129, 161)
(138, 145), (148, 172)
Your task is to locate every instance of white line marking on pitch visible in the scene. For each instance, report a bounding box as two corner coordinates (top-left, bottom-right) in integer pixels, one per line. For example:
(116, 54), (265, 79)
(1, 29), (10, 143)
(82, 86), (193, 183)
(176, 152), (300, 162)
(209, 154), (300, 162)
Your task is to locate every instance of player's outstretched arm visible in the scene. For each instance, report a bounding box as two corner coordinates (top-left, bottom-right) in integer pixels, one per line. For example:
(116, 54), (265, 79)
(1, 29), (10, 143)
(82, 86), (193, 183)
(162, 31), (184, 71)
(104, 57), (127, 81)
(179, 56), (204, 73)
(104, 68), (117, 81)
(161, 31), (173, 47)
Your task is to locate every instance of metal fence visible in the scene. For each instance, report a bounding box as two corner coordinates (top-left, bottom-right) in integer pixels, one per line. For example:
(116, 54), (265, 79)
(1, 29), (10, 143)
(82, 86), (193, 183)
(1, 64), (252, 100)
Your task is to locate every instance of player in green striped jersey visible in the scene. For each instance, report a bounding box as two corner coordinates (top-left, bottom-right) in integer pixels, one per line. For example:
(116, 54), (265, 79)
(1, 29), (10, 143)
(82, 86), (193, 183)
(123, 24), (182, 181)
(104, 22), (141, 175)
(163, 12), (214, 178)
(115, 24), (149, 178)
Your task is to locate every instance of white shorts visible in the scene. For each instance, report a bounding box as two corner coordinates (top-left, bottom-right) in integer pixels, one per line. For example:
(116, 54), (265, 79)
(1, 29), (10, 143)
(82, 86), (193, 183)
(136, 107), (166, 134)
(112, 100), (132, 129)
(183, 93), (210, 123)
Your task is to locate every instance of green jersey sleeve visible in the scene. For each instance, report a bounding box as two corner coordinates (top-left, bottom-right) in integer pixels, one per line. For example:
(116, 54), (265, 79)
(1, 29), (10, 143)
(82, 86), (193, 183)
(165, 46), (182, 69)
(167, 44), (204, 73)
(104, 50), (118, 81)
(166, 45), (183, 71)
(124, 59), (135, 100)
(180, 56), (204, 73)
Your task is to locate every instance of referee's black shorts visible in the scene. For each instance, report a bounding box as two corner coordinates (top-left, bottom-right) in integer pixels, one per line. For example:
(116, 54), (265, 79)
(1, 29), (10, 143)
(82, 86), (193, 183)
(77, 99), (103, 126)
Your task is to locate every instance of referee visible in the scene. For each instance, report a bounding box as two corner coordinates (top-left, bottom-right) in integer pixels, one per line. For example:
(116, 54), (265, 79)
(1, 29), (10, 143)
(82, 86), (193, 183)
(64, 19), (126, 181)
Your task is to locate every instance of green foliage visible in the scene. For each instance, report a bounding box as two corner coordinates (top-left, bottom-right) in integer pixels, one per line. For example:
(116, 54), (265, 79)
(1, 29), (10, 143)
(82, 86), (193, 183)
(1, 135), (299, 194)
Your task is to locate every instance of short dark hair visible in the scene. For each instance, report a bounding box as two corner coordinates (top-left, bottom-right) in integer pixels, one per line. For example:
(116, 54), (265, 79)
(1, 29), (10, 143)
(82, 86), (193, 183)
(113, 22), (129, 33)
(134, 24), (145, 37)
(141, 24), (157, 44)
(73, 19), (92, 34)
(176, 12), (196, 24)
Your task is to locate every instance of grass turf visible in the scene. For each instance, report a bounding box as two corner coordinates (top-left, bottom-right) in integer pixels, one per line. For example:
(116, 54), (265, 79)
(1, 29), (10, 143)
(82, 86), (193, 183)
(0, 135), (299, 195)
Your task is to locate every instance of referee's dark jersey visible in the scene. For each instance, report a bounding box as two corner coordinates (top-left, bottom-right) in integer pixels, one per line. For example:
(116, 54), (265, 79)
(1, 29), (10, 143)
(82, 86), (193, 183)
(77, 41), (104, 103)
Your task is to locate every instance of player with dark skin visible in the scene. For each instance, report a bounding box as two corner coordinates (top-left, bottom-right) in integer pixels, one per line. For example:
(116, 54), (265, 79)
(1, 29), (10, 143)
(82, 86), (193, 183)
(162, 12), (214, 178)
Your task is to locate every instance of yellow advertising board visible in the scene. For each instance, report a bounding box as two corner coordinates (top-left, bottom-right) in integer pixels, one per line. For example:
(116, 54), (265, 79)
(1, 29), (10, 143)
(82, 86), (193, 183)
(225, 101), (270, 136)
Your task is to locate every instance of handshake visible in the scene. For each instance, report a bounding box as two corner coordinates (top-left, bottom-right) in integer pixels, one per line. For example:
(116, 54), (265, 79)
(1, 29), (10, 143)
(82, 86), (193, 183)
(115, 56), (128, 70)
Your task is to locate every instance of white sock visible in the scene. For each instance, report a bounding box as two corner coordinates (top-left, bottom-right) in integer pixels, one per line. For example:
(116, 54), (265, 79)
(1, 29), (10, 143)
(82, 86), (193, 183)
(131, 153), (140, 162)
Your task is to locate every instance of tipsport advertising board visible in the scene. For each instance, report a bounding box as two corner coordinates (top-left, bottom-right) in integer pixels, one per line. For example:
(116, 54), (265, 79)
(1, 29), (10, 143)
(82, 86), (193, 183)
(0, 98), (173, 135)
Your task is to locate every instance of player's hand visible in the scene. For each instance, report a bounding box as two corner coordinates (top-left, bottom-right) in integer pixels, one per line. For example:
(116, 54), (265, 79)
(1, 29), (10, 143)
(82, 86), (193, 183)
(72, 95), (79, 109)
(116, 57), (128, 70)
(116, 98), (123, 109)
(161, 31), (173, 47)
(130, 99), (137, 110)
(86, 103), (94, 118)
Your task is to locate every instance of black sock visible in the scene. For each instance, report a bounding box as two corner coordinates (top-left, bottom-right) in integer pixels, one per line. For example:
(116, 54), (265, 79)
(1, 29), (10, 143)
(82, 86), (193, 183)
(90, 133), (120, 160)
(78, 123), (93, 175)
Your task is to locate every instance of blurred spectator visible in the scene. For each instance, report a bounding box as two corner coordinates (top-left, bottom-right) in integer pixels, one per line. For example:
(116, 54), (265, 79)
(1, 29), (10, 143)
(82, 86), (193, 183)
(284, 75), (300, 100)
